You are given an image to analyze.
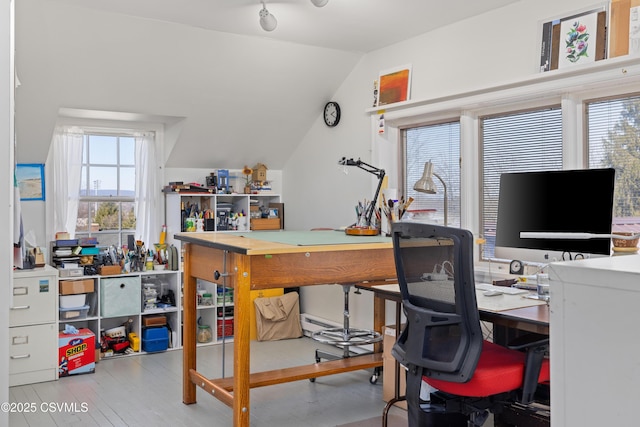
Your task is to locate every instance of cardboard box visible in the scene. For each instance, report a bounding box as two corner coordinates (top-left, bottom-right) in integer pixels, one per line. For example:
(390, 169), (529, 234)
(250, 218), (281, 230)
(59, 279), (94, 295)
(58, 328), (95, 377)
(383, 324), (407, 410)
(98, 265), (122, 276)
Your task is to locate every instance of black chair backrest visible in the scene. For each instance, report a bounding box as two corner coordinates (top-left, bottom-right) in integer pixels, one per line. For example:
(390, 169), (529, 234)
(391, 222), (483, 383)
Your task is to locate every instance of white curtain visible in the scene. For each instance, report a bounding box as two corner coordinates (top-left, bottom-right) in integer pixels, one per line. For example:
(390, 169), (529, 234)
(52, 126), (83, 238)
(134, 132), (157, 246)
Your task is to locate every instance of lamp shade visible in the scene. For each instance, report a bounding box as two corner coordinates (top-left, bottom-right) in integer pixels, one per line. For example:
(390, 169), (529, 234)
(311, 0), (329, 7)
(259, 4), (277, 31)
(413, 162), (437, 194)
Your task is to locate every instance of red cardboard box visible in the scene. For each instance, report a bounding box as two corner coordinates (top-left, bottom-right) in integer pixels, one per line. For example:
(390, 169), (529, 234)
(58, 328), (96, 377)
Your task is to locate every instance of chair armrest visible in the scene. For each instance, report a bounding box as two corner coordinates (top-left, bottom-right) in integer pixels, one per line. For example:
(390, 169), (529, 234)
(507, 333), (549, 404)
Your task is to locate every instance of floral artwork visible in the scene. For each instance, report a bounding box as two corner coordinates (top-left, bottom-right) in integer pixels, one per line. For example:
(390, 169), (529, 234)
(558, 12), (599, 69)
(565, 21), (590, 63)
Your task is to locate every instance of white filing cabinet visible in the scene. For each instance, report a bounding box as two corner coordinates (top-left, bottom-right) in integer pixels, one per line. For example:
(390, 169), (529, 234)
(9, 265), (59, 386)
(549, 254), (640, 427)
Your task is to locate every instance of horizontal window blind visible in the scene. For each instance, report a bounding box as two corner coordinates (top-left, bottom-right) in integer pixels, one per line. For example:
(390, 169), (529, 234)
(481, 107), (563, 259)
(404, 121), (460, 226)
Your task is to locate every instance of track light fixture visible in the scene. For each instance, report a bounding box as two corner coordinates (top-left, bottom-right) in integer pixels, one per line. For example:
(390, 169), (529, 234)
(258, 1), (329, 32)
(259, 1), (277, 32)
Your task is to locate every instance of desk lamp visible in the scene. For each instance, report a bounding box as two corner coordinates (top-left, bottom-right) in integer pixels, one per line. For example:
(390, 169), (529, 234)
(338, 157), (385, 235)
(413, 161), (448, 226)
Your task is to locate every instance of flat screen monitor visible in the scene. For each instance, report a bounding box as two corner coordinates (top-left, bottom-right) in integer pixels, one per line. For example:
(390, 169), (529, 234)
(494, 168), (615, 264)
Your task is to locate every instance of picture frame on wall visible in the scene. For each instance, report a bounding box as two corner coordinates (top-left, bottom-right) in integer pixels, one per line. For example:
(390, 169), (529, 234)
(16, 163), (45, 201)
(376, 65), (412, 107)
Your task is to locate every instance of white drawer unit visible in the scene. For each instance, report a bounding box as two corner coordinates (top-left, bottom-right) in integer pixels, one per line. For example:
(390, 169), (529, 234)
(9, 323), (58, 386)
(9, 266), (59, 386)
(10, 273), (57, 327)
(100, 276), (141, 317)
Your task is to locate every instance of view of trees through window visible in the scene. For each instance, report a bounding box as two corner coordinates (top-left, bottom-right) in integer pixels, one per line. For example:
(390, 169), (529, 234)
(588, 95), (640, 229)
(75, 133), (136, 248)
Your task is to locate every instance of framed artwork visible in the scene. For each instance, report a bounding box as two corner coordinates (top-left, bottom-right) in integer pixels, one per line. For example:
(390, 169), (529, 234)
(539, 4), (607, 72)
(16, 163), (45, 201)
(377, 65), (411, 106)
(558, 11), (600, 69)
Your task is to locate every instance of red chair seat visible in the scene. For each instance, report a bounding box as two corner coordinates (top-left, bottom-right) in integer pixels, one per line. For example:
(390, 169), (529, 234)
(425, 341), (550, 398)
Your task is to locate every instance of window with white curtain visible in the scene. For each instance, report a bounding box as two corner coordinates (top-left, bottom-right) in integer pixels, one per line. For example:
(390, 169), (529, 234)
(76, 133), (137, 248)
(587, 93), (640, 232)
(53, 126), (158, 248)
(480, 106), (563, 259)
(403, 121), (460, 227)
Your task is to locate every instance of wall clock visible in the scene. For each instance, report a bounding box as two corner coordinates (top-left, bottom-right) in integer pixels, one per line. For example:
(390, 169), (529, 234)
(323, 101), (341, 127)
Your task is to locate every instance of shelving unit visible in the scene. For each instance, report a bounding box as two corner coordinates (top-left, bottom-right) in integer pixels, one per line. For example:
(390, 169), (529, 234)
(57, 269), (239, 358)
(164, 192), (283, 345)
(164, 192), (282, 246)
(58, 271), (176, 358)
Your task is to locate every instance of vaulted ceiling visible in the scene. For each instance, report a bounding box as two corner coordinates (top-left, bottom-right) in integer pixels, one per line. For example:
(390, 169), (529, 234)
(15, 0), (518, 169)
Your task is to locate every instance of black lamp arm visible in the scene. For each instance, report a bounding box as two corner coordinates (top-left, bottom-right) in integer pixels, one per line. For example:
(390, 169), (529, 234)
(339, 157), (386, 225)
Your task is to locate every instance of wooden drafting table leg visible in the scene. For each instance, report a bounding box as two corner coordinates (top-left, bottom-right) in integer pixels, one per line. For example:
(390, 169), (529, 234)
(183, 243), (197, 404)
(232, 253), (251, 426)
(372, 293), (385, 354)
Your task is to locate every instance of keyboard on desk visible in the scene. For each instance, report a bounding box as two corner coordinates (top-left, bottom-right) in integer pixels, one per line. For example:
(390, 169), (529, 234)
(475, 283), (529, 295)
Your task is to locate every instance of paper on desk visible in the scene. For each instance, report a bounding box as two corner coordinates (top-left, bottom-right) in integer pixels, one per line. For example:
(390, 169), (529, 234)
(476, 290), (547, 312)
(370, 284), (546, 312)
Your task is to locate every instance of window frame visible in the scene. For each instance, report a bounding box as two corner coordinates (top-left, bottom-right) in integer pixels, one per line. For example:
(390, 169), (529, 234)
(75, 130), (139, 248)
(377, 58), (640, 268)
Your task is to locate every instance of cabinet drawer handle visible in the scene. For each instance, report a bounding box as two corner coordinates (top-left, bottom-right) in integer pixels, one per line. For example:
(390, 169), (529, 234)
(13, 286), (28, 296)
(10, 305), (30, 310)
(10, 354), (31, 360)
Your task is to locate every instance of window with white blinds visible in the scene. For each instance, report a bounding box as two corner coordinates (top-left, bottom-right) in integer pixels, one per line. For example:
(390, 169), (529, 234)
(587, 94), (640, 231)
(481, 107), (563, 259)
(403, 121), (460, 227)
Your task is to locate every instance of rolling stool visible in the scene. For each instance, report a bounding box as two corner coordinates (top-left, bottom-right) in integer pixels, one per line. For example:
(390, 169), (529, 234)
(310, 284), (383, 383)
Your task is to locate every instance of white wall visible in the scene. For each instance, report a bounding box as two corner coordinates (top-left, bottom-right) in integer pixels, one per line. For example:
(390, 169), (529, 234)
(289, 0), (604, 327)
(1, 1), (14, 424)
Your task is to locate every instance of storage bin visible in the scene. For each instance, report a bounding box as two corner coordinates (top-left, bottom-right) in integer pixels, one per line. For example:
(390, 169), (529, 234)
(60, 279), (94, 295)
(217, 317), (234, 338)
(100, 276), (141, 317)
(59, 294), (86, 309)
(142, 326), (169, 353)
(59, 305), (90, 320)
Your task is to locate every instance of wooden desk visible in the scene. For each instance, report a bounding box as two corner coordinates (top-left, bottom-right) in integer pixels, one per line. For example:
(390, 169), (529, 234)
(357, 282), (550, 335)
(176, 231), (396, 427)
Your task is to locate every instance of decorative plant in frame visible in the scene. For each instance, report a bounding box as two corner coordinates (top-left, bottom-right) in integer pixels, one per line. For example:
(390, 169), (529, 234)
(564, 21), (590, 63)
(558, 10), (600, 69)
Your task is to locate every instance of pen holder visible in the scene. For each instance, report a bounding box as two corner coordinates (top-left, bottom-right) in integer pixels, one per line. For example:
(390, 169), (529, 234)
(204, 218), (216, 231)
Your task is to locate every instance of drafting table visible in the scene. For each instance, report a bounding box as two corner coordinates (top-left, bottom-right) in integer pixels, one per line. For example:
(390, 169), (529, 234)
(176, 230), (396, 427)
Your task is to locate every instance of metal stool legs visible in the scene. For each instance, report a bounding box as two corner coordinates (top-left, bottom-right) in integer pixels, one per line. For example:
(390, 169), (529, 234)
(311, 284), (383, 383)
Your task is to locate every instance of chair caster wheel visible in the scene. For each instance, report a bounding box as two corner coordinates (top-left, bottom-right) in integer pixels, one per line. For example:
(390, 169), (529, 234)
(309, 378), (316, 383)
(370, 374), (378, 384)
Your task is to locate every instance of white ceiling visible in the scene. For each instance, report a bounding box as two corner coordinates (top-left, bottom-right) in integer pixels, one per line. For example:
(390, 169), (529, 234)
(47, 0), (518, 53)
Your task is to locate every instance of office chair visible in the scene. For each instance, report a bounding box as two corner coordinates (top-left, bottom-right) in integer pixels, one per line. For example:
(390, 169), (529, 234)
(390, 222), (549, 426)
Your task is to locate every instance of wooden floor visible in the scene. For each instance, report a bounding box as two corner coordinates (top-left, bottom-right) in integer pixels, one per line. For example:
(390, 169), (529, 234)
(9, 337), (408, 426)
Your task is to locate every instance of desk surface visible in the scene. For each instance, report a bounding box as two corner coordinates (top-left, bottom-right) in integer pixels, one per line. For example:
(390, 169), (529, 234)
(175, 230), (392, 255)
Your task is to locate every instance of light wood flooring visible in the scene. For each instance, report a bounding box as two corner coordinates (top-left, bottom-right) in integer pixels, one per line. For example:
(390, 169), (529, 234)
(9, 337), (408, 426)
